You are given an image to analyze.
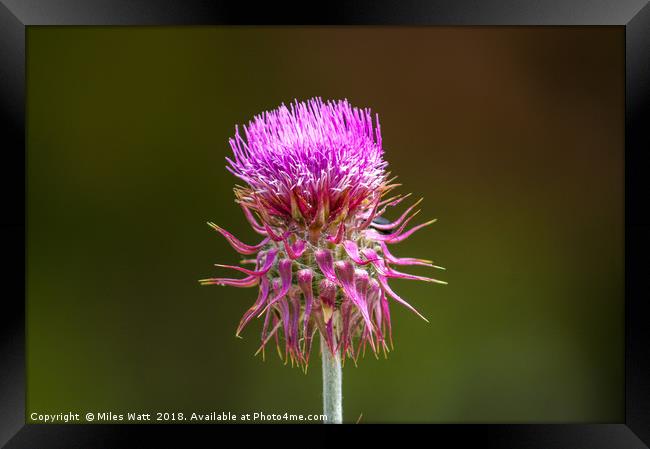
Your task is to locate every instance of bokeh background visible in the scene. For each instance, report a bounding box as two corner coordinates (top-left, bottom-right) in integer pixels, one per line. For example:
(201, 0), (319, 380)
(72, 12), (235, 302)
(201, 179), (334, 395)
(26, 27), (624, 423)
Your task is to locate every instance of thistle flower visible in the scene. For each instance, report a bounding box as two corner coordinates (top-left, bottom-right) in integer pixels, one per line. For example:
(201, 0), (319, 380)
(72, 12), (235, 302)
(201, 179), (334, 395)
(201, 98), (445, 370)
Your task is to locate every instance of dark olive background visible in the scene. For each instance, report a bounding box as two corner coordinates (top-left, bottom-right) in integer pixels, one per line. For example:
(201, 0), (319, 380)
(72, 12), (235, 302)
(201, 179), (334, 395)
(26, 27), (623, 423)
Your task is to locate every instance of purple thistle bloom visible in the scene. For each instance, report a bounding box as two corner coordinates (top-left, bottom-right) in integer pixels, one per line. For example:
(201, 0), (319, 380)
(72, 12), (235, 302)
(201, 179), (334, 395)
(201, 97), (445, 369)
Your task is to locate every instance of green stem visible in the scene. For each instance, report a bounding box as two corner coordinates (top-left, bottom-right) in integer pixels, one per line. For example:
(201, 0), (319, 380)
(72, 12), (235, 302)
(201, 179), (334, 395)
(321, 333), (343, 424)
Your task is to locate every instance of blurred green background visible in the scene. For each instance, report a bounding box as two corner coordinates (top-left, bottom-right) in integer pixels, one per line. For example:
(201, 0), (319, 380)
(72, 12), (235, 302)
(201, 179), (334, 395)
(26, 27), (624, 423)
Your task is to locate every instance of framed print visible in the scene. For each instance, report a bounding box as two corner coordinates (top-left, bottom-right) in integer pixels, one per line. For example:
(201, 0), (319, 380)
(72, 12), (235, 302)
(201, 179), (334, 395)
(1, 1), (649, 447)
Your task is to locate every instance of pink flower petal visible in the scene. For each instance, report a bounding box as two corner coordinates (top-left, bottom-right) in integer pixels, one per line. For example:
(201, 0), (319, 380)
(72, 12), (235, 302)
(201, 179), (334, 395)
(362, 210), (419, 242)
(258, 258), (293, 315)
(380, 288), (393, 347)
(342, 240), (372, 265)
(284, 238), (307, 259)
(236, 277), (270, 336)
(318, 278), (337, 324)
(315, 249), (337, 282)
(198, 275), (259, 287)
(377, 275), (429, 323)
(334, 260), (374, 334)
(371, 198), (423, 231)
(326, 222), (346, 244)
(240, 204), (267, 235)
(297, 269), (314, 339)
(207, 222), (269, 255)
(362, 248), (446, 284)
(214, 249), (278, 276)
(263, 223), (286, 242)
(379, 241), (439, 267)
(386, 219), (437, 244)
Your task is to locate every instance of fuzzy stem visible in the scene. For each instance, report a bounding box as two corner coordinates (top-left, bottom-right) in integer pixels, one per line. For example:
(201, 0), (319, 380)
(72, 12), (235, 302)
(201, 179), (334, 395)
(321, 333), (343, 424)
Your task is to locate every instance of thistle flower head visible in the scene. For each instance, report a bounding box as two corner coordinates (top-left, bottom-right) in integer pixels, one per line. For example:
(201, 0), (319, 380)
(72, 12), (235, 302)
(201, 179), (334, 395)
(201, 98), (445, 369)
(226, 98), (387, 243)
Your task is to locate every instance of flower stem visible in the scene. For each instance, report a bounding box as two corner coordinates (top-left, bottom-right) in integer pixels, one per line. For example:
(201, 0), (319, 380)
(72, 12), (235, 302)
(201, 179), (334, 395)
(321, 333), (343, 424)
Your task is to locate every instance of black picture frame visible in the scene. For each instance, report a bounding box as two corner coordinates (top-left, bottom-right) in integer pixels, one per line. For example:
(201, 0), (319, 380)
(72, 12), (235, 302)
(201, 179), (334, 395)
(1, 1), (648, 447)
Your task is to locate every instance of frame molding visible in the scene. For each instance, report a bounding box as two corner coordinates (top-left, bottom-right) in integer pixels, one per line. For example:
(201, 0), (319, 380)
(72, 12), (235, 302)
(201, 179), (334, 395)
(1, 1), (648, 447)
